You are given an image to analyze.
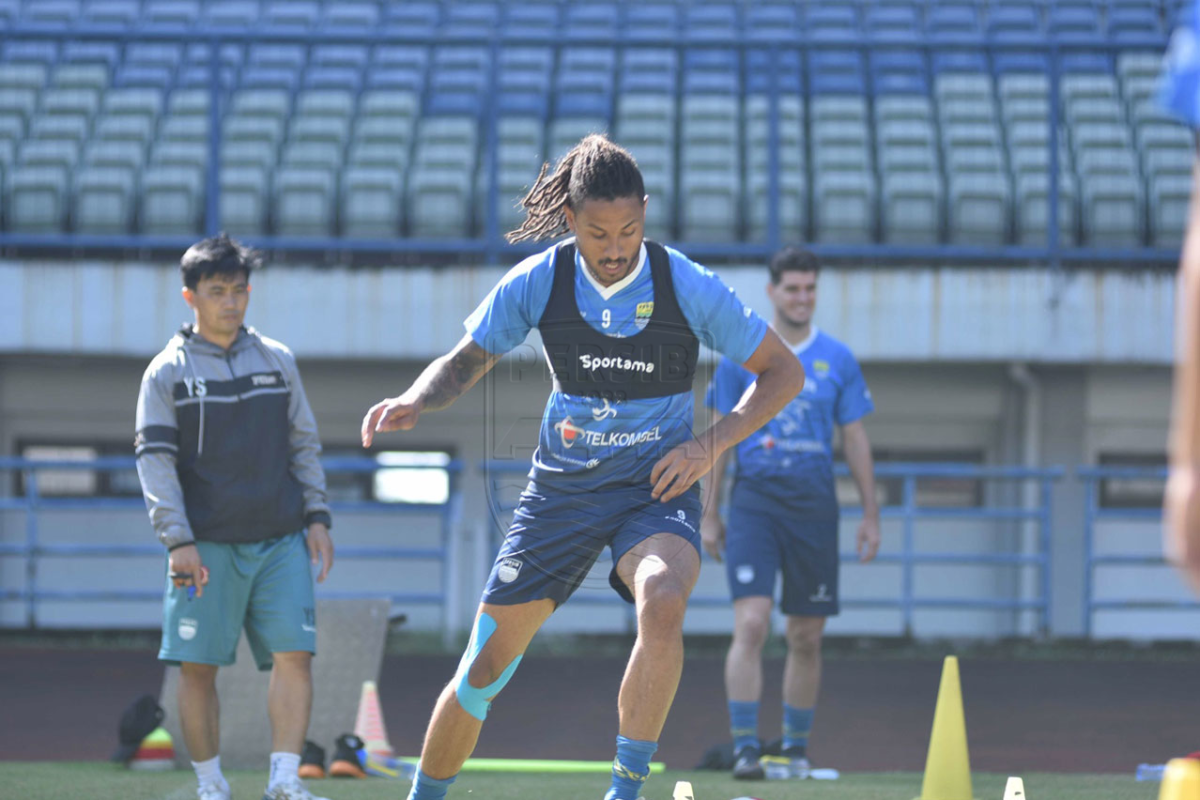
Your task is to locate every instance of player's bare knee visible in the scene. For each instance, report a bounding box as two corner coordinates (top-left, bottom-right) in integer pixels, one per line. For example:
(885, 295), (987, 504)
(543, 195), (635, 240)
(271, 651), (312, 674)
(179, 662), (218, 687)
(785, 623), (823, 658)
(735, 614), (771, 651)
(638, 572), (689, 632)
(466, 646), (511, 689)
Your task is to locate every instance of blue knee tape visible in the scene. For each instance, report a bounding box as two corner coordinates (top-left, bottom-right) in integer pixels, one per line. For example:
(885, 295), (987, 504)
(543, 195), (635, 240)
(453, 612), (523, 721)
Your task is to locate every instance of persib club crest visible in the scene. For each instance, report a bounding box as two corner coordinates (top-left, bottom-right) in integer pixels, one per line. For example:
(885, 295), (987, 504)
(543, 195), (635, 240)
(498, 558), (523, 583)
(635, 302), (654, 330)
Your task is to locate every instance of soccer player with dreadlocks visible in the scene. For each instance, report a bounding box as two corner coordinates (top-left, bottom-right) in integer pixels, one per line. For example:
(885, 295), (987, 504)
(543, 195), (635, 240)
(361, 134), (805, 800)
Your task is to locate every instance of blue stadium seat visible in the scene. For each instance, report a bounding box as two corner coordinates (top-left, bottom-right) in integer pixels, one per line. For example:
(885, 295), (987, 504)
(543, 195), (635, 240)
(685, 4), (740, 42)
(927, 6), (981, 39)
(684, 72), (738, 94)
(373, 46), (428, 72)
(443, 3), (500, 38)
(986, 5), (1042, 41)
(1060, 52), (1114, 73)
(993, 52), (1049, 75)
(62, 43), (121, 70)
(564, 4), (618, 40)
(82, 0), (141, 28)
(746, 5), (798, 41)
(684, 49), (738, 73)
(501, 70), (550, 96)
(562, 47), (615, 75)
(311, 46), (369, 72)
(304, 67), (361, 93)
(145, 0), (201, 29)
(323, 2), (378, 31)
(263, 1), (319, 30)
(806, 6), (861, 38)
(248, 44), (305, 72)
(556, 93), (612, 120)
(1049, 7), (1103, 42)
(434, 47), (489, 74)
(810, 73), (867, 95)
(4, 42), (60, 67)
(25, 0), (80, 28)
(427, 92), (484, 117)
(747, 50), (802, 93)
(621, 72), (676, 94)
(1108, 8), (1165, 42)
(366, 68), (425, 93)
(127, 43), (183, 70)
(202, 2), (261, 29)
(175, 65), (236, 89)
(498, 92), (549, 118)
(240, 67), (300, 92)
(501, 4), (558, 40)
(383, 2), (439, 37)
(114, 65), (174, 91)
(626, 5), (679, 41)
(867, 6), (921, 42)
(931, 51), (989, 74)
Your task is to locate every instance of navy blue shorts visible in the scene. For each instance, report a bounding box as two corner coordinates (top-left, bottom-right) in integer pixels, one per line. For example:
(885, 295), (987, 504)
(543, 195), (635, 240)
(725, 500), (840, 617)
(483, 482), (702, 607)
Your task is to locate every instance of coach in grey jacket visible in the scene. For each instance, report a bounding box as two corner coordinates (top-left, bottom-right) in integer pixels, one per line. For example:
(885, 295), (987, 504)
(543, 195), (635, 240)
(135, 234), (334, 800)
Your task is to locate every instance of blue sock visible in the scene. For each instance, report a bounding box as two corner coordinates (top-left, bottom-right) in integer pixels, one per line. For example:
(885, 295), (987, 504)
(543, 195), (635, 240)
(604, 735), (657, 800)
(728, 700), (760, 752)
(782, 704), (814, 755)
(407, 768), (457, 800)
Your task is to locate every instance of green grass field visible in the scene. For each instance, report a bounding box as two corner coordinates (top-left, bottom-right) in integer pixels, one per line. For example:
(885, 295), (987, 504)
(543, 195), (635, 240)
(0, 763), (1159, 800)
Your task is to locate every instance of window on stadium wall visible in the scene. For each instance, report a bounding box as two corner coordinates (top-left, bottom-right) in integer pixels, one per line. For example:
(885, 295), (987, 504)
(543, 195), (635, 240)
(324, 448), (454, 505)
(16, 442), (141, 498)
(1098, 452), (1167, 509)
(833, 448), (985, 509)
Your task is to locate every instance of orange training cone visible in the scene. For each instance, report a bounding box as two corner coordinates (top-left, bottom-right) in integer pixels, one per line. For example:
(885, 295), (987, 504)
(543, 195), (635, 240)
(1159, 758), (1200, 800)
(353, 680), (395, 758)
(914, 656), (974, 800)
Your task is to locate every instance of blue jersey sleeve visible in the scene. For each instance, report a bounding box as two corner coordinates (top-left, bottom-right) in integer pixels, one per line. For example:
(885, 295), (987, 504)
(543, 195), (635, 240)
(705, 356), (751, 415)
(463, 247), (556, 355)
(1162, 1), (1200, 126)
(669, 248), (769, 365)
(835, 349), (874, 426)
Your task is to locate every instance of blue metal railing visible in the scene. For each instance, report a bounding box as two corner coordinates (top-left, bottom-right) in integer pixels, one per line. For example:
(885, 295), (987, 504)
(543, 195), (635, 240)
(0, 23), (1180, 267)
(0, 456), (463, 633)
(1078, 466), (1200, 636)
(481, 460), (1061, 636)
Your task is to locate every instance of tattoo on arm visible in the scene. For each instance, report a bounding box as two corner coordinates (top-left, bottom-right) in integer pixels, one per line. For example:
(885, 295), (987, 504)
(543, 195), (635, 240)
(414, 338), (500, 412)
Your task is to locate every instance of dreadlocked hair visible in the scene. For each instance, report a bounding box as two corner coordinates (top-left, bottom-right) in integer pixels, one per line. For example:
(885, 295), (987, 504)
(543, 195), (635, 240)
(506, 133), (645, 243)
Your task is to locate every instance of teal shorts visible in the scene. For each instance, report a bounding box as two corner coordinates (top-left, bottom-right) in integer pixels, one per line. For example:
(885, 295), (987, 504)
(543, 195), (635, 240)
(159, 532), (316, 672)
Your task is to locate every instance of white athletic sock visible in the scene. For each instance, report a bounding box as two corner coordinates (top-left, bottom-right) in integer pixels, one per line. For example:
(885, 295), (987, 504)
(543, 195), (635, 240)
(268, 751), (301, 789)
(193, 755), (226, 788)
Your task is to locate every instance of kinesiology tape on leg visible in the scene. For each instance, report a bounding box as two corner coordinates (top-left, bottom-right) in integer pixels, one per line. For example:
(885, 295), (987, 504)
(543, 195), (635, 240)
(453, 612), (523, 721)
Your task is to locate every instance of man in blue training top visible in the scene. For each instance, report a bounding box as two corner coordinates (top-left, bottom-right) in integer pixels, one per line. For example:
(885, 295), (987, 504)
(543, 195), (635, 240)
(701, 246), (880, 780)
(360, 134), (804, 800)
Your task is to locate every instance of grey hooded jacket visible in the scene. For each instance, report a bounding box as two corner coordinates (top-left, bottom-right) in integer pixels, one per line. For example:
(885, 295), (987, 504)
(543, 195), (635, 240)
(135, 324), (332, 550)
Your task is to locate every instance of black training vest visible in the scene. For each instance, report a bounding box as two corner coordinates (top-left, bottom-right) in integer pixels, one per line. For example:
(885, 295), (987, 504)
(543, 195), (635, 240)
(538, 240), (700, 402)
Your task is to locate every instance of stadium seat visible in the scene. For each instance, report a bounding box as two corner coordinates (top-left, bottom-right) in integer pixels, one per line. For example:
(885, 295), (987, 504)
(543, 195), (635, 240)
(42, 89), (102, 119)
(341, 168), (403, 238)
(145, 0), (200, 28)
(323, 2), (378, 31)
(230, 90), (291, 121)
(224, 116), (286, 145)
(0, 88), (39, 125)
(19, 140), (80, 172)
(947, 172), (1012, 245)
(139, 165), (204, 234)
(167, 89), (210, 117)
(881, 171), (943, 243)
(626, 5), (679, 42)
(296, 90), (355, 120)
(1150, 174), (1192, 247)
(290, 116), (350, 146)
(1081, 173), (1145, 246)
(280, 142), (341, 175)
(500, 4), (558, 40)
(150, 141), (207, 170)
(103, 89), (164, 121)
(475, 165), (537, 234)
(274, 167), (336, 236)
(2, 41), (59, 68)
(813, 171), (876, 243)
(347, 142), (408, 173)
(74, 166), (136, 233)
(222, 141), (276, 172)
(263, 1), (320, 30)
(680, 170), (740, 242)
(52, 65), (110, 93)
(1014, 173), (1079, 245)
(407, 168), (473, 237)
(6, 166), (70, 232)
(84, 140), (145, 171)
(747, 170), (806, 243)
(747, 4), (798, 41)
(220, 165), (270, 236)
(564, 4), (618, 40)
(203, 2), (261, 28)
(83, 0), (141, 27)
(382, 2), (439, 37)
(26, 0), (80, 28)
(159, 115), (208, 143)
(641, 168), (674, 241)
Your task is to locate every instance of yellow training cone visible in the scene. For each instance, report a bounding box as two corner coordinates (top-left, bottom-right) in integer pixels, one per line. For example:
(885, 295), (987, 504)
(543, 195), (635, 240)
(914, 656), (974, 800)
(1159, 758), (1200, 800)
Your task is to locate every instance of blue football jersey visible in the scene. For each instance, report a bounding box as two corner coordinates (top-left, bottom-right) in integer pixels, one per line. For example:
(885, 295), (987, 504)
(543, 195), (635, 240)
(465, 240), (768, 491)
(1162, 1), (1200, 125)
(705, 327), (873, 512)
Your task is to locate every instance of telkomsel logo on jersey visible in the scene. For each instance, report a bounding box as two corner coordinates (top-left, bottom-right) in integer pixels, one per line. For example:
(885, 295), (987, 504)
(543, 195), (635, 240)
(554, 416), (663, 450)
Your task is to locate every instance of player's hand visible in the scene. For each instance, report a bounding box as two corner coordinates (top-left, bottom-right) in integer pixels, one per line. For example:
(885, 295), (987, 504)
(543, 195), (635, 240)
(362, 393), (422, 447)
(168, 544), (209, 599)
(701, 516), (726, 563)
(857, 514), (881, 563)
(650, 438), (718, 503)
(1165, 467), (1200, 592)
(307, 522), (334, 583)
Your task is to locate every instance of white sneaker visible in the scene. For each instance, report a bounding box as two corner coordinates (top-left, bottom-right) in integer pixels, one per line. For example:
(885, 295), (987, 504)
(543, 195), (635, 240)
(261, 778), (329, 800)
(198, 781), (232, 800)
